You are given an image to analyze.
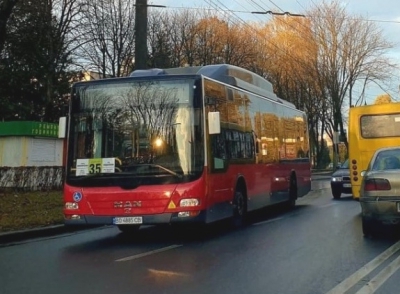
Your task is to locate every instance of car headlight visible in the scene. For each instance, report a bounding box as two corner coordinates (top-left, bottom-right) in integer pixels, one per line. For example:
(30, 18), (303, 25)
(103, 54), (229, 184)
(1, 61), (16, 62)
(332, 177), (342, 182)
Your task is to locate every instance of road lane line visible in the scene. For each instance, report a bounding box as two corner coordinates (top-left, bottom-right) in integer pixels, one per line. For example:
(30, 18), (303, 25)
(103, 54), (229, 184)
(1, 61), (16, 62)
(252, 217), (284, 226)
(355, 254), (400, 294)
(148, 268), (189, 278)
(115, 244), (182, 262)
(325, 240), (400, 294)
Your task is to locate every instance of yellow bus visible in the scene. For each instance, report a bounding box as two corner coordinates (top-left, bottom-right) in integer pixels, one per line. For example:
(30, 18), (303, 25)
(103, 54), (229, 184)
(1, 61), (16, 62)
(348, 102), (400, 199)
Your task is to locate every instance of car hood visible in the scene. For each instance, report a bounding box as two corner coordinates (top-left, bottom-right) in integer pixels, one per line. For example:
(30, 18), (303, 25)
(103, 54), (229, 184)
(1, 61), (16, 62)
(332, 169), (350, 177)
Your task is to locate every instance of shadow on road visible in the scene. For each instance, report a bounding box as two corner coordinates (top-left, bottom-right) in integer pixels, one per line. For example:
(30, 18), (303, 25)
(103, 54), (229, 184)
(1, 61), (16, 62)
(332, 195), (354, 201)
(61, 203), (311, 254)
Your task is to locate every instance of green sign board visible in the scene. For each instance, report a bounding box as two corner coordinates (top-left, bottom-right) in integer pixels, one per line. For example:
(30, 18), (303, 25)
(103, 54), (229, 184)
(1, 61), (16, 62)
(0, 121), (59, 138)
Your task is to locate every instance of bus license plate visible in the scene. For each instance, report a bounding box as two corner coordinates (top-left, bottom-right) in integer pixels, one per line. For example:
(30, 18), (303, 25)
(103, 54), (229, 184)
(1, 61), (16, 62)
(113, 217), (143, 225)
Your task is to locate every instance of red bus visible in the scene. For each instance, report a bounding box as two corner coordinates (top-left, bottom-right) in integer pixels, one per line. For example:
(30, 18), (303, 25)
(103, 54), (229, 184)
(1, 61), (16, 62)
(61, 64), (311, 233)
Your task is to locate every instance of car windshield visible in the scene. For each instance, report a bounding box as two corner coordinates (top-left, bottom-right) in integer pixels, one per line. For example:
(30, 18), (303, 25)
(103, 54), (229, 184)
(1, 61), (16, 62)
(340, 159), (349, 169)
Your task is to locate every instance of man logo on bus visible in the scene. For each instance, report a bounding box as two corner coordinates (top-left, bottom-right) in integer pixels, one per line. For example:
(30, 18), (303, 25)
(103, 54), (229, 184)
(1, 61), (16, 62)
(123, 201), (142, 208)
(133, 201), (142, 207)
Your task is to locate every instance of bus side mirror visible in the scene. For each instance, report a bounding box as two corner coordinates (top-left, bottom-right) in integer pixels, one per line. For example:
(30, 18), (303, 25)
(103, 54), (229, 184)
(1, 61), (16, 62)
(208, 112), (221, 134)
(58, 116), (67, 138)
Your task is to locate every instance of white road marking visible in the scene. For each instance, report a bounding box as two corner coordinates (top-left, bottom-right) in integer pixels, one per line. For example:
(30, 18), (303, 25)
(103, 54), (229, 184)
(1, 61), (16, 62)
(252, 217), (284, 226)
(355, 254), (400, 294)
(115, 244), (182, 262)
(147, 268), (189, 278)
(326, 240), (400, 294)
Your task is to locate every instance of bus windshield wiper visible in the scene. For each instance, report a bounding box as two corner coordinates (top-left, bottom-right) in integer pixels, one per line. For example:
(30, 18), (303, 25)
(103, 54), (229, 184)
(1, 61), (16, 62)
(122, 163), (183, 178)
(152, 164), (183, 178)
(74, 172), (127, 178)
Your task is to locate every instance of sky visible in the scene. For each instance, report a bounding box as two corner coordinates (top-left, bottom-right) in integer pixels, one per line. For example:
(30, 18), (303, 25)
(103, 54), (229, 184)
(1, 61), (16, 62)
(153, 0), (400, 104)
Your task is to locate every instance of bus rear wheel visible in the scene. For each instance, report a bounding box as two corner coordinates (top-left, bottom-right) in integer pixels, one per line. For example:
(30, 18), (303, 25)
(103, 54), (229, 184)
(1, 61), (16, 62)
(117, 225), (141, 234)
(287, 174), (297, 208)
(232, 190), (247, 228)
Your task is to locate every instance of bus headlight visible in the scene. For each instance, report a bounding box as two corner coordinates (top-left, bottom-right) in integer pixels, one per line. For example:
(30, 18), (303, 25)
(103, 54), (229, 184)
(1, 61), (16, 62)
(65, 202), (79, 210)
(180, 199), (200, 207)
(65, 214), (81, 220)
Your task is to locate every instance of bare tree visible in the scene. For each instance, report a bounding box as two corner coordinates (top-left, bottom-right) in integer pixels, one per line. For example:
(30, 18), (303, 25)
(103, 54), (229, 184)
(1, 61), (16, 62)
(0, 0), (85, 121)
(43, 0), (86, 115)
(78, 0), (135, 77)
(147, 10), (173, 68)
(192, 14), (229, 65)
(179, 10), (205, 67)
(147, 9), (259, 69)
(147, 9), (200, 68)
(309, 0), (396, 147)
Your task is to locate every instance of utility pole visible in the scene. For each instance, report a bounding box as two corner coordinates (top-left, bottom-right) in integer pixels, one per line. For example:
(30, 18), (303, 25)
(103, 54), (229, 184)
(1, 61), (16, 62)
(135, 0), (148, 70)
(134, 1), (165, 70)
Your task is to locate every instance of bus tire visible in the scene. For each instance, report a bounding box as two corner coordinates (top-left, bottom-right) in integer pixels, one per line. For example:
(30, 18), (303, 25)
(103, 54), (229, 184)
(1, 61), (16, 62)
(232, 190), (247, 228)
(117, 225), (141, 234)
(287, 174), (297, 208)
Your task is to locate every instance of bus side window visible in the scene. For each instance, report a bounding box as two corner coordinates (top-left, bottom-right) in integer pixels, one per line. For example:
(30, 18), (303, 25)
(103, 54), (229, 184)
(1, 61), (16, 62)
(254, 134), (259, 154)
(211, 133), (227, 170)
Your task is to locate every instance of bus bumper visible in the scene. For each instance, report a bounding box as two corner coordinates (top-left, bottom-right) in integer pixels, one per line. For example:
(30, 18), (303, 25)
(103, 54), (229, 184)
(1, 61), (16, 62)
(64, 211), (207, 226)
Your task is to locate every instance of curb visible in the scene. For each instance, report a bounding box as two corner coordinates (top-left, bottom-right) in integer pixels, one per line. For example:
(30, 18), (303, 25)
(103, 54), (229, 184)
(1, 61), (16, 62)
(0, 224), (92, 245)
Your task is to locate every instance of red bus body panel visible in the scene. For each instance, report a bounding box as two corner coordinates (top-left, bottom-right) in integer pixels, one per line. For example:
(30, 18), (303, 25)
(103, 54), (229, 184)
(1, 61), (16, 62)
(64, 162), (310, 224)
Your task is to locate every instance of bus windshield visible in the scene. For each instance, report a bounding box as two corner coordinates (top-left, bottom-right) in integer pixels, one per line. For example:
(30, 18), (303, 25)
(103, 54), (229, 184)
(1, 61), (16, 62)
(66, 78), (204, 186)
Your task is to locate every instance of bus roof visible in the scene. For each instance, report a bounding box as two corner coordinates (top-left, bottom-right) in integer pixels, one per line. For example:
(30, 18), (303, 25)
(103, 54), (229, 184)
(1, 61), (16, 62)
(349, 102), (400, 114)
(130, 64), (295, 108)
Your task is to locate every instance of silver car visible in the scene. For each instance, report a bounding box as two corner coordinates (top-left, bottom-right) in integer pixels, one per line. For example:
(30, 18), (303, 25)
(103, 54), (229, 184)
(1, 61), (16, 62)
(360, 147), (400, 237)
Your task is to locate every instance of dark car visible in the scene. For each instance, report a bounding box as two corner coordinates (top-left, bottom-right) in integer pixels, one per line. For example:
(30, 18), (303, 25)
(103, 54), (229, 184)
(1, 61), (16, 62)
(330, 159), (351, 199)
(360, 147), (400, 237)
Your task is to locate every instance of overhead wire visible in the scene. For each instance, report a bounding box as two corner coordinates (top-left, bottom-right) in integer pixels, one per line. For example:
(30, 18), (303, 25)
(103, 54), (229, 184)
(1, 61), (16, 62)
(250, 0), (400, 103)
(162, 4), (400, 24)
(230, 0), (265, 22)
(202, 0), (306, 59)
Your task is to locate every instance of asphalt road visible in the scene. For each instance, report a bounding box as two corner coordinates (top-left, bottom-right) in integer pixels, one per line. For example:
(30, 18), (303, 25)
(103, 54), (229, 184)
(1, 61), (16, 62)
(1, 174), (400, 294)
